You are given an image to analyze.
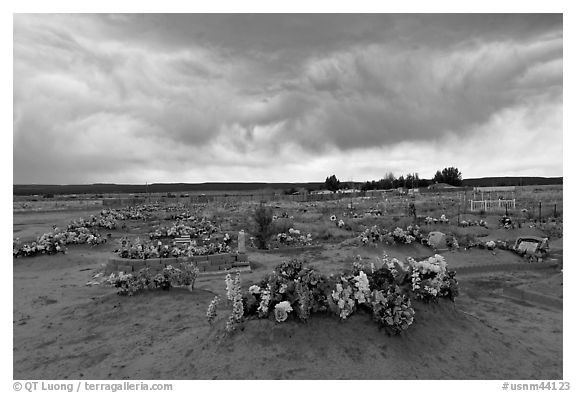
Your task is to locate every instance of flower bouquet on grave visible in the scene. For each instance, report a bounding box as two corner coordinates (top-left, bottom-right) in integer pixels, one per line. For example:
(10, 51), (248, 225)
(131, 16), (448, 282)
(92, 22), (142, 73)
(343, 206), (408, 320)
(108, 270), (150, 296)
(406, 254), (458, 302)
(371, 286), (415, 335)
(153, 269), (172, 291)
(391, 227), (416, 244)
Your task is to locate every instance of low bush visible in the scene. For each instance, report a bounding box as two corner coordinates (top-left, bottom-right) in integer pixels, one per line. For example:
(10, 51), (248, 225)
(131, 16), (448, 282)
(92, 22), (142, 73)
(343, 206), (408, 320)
(252, 204), (274, 249)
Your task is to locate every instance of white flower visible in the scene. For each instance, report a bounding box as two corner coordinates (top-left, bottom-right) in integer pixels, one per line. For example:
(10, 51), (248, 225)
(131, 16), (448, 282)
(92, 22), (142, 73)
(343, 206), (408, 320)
(257, 290), (271, 315)
(225, 274), (234, 301)
(330, 215), (337, 221)
(248, 285), (261, 295)
(274, 301), (293, 322)
(288, 228), (300, 235)
(276, 300), (293, 313)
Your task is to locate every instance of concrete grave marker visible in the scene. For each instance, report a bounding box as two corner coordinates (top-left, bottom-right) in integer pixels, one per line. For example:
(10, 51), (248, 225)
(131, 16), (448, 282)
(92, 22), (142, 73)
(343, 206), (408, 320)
(238, 230), (246, 253)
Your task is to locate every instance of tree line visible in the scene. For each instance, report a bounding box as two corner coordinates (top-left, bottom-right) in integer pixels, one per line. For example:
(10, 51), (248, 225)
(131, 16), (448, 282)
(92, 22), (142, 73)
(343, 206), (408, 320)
(325, 167), (463, 192)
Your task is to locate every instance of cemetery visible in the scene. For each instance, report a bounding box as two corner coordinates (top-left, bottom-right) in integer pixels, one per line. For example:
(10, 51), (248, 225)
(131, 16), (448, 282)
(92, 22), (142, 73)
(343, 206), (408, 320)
(12, 186), (563, 379)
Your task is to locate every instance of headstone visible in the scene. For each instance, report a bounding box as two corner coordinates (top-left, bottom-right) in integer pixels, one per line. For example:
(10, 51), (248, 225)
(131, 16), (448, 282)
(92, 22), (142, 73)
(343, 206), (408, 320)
(238, 230), (246, 253)
(427, 231), (447, 249)
(518, 241), (538, 254)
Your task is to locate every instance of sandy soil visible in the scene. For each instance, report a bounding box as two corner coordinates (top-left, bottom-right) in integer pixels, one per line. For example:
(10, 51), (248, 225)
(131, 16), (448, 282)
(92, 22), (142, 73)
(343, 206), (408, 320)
(516, 274), (563, 299)
(13, 241), (562, 379)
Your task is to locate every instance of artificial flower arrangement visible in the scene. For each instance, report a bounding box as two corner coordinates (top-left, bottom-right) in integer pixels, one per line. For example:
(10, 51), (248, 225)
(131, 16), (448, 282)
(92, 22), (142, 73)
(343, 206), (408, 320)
(148, 218), (219, 240)
(359, 225), (386, 245)
(100, 204), (158, 222)
(272, 211), (292, 221)
(13, 226), (106, 258)
(445, 235), (460, 250)
(13, 203), (207, 259)
(114, 237), (232, 260)
(328, 214), (349, 230)
(364, 209), (383, 217)
(359, 225), (422, 246)
(107, 262), (200, 296)
(67, 214), (119, 230)
(163, 204), (196, 220)
(500, 216), (514, 229)
(269, 228), (313, 249)
(424, 215), (450, 225)
(458, 219), (488, 228)
(461, 239), (512, 252)
(391, 227), (417, 244)
(208, 255), (458, 336)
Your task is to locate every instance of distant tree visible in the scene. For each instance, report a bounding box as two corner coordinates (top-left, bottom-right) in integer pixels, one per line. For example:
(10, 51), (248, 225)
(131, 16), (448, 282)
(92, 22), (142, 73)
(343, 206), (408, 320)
(441, 167), (463, 186)
(419, 178), (432, 188)
(433, 167), (463, 186)
(405, 174), (415, 189)
(325, 175), (341, 192)
(433, 170), (443, 184)
(382, 172), (395, 189)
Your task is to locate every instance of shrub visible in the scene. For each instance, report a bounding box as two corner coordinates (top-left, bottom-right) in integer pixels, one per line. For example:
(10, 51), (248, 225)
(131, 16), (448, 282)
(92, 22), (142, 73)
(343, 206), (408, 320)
(252, 204), (274, 249)
(272, 217), (294, 234)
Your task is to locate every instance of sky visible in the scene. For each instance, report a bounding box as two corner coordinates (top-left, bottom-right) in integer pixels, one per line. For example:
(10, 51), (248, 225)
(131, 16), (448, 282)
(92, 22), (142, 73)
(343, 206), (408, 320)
(13, 13), (563, 184)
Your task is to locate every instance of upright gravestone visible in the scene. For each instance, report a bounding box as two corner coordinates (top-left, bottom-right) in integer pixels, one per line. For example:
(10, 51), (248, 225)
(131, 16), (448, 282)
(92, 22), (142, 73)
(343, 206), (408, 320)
(427, 231), (447, 250)
(238, 230), (246, 253)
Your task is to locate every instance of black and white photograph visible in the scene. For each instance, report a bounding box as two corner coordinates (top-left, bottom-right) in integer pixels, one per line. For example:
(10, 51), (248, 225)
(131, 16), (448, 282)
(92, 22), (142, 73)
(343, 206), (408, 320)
(8, 7), (570, 386)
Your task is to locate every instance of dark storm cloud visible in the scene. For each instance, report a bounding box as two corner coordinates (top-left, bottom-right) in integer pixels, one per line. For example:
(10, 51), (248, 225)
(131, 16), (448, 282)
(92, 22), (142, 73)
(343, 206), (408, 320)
(13, 14), (562, 183)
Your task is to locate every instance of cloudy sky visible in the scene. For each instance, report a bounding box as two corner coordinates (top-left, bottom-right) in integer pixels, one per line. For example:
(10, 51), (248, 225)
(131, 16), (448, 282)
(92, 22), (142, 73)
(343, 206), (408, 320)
(13, 13), (562, 184)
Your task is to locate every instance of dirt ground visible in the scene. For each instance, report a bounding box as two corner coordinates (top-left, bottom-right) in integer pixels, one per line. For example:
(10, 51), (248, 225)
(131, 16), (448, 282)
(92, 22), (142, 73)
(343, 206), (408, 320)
(13, 207), (563, 380)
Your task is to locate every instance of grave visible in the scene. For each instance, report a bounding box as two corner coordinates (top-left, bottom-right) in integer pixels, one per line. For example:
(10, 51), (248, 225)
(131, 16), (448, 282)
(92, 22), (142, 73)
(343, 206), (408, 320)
(105, 231), (250, 275)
